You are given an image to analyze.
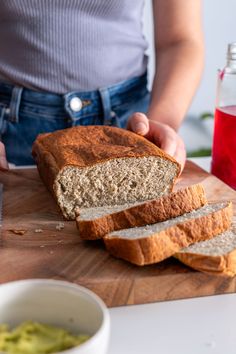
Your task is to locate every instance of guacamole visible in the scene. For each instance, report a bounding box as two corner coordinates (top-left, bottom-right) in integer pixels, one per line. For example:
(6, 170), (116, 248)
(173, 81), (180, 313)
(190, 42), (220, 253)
(0, 321), (89, 354)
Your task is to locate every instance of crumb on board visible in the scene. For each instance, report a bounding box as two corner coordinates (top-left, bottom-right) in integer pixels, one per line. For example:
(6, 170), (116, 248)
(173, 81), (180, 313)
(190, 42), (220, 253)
(8, 229), (27, 235)
(56, 222), (65, 231)
(35, 229), (43, 233)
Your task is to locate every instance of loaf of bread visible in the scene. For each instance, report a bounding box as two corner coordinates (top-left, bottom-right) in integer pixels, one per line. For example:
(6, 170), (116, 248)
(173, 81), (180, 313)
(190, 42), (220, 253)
(175, 227), (236, 276)
(77, 184), (207, 240)
(104, 201), (233, 266)
(32, 126), (180, 220)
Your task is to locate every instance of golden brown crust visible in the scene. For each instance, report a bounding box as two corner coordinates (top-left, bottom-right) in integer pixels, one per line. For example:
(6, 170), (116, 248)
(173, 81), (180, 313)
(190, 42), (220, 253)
(104, 202), (233, 266)
(175, 246), (236, 277)
(32, 126), (181, 193)
(32, 138), (60, 195)
(77, 184), (207, 240)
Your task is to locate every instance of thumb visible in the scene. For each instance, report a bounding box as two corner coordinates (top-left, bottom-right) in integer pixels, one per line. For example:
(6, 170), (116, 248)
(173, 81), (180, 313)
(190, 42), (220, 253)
(0, 142), (9, 171)
(127, 112), (149, 136)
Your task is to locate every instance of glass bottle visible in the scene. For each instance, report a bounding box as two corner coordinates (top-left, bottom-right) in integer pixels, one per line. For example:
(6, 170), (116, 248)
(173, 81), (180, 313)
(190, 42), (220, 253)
(211, 42), (236, 189)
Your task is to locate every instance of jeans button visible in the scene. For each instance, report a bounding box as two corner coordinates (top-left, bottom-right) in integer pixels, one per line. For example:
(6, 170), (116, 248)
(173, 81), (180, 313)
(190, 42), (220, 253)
(69, 97), (82, 112)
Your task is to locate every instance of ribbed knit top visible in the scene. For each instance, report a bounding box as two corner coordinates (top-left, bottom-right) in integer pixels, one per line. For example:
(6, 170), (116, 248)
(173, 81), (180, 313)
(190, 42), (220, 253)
(0, 0), (148, 94)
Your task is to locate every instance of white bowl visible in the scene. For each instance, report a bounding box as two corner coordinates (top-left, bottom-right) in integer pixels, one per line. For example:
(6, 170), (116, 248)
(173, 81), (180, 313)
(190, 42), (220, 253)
(0, 279), (110, 354)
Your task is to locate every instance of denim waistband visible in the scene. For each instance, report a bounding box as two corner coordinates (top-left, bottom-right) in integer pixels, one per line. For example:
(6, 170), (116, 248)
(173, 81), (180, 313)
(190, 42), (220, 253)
(0, 72), (147, 126)
(0, 73), (147, 106)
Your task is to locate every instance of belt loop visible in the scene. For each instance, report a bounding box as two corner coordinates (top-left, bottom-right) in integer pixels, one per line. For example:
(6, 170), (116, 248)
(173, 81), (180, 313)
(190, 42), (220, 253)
(98, 87), (113, 125)
(0, 105), (6, 139)
(9, 86), (23, 123)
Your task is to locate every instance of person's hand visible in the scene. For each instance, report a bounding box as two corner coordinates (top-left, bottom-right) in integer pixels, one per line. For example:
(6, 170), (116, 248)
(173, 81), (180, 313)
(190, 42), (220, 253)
(127, 112), (186, 171)
(0, 142), (9, 171)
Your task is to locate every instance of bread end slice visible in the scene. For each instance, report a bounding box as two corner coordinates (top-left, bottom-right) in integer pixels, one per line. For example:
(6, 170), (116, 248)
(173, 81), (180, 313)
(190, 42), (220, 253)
(175, 228), (236, 277)
(77, 184), (207, 240)
(104, 202), (233, 266)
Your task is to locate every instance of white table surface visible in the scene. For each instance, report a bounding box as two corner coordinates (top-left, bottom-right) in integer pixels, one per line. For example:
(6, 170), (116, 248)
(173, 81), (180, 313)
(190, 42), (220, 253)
(108, 156), (236, 354)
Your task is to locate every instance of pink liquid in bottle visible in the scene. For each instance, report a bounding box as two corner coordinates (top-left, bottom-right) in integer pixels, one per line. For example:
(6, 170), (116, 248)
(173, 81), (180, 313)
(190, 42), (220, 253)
(211, 105), (236, 189)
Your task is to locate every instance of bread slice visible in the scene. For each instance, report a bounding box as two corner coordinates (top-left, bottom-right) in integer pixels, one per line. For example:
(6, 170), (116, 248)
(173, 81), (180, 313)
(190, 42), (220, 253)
(32, 126), (180, 220)
(104, 201), (233, 266)
(175, 228), (236, 276)
(77, 184), (207, 240)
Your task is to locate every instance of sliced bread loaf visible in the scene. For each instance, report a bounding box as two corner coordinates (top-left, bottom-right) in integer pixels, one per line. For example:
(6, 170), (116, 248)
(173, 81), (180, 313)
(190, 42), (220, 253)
(32, 126), (180, 220)
(104, 201), (233, 266)
(175, 228), (236, 276)
(77, 184), (207, 240)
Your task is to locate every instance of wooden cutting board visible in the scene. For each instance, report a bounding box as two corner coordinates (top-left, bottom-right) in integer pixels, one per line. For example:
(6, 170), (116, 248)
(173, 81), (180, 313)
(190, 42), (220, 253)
(0, 161), (236, 307)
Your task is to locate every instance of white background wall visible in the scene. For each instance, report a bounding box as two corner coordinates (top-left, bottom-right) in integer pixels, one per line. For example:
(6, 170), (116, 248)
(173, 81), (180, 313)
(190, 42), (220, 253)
(143, 0), (236, 118)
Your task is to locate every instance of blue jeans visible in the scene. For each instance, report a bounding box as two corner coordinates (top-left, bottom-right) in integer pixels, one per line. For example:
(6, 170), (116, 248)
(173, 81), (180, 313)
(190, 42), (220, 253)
(0, 73), (150, 165)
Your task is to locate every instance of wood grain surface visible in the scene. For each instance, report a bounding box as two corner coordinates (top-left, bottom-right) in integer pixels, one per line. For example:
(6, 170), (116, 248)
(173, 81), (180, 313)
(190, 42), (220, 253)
(0, 161), (236, 307)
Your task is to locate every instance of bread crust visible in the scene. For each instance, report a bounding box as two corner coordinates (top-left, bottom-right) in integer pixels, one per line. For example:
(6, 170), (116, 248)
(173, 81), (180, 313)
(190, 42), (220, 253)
(175, 243), (236, 277)
(104, 202), (233, 266)
(77, 184), (207, 240)
(32, 126), (181, 194)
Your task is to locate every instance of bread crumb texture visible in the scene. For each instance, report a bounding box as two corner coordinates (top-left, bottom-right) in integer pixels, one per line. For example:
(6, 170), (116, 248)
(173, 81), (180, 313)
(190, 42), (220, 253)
(56, 156), (177, 219)
(179, 228), (236, 256)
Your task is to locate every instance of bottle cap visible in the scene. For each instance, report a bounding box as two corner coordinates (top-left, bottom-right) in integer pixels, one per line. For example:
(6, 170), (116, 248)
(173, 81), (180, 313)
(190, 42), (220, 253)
(227, 43), (236, 60)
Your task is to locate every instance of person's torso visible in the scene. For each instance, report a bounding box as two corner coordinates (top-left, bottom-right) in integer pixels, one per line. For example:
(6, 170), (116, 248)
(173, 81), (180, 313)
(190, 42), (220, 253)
(0, 0), (148, 93)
